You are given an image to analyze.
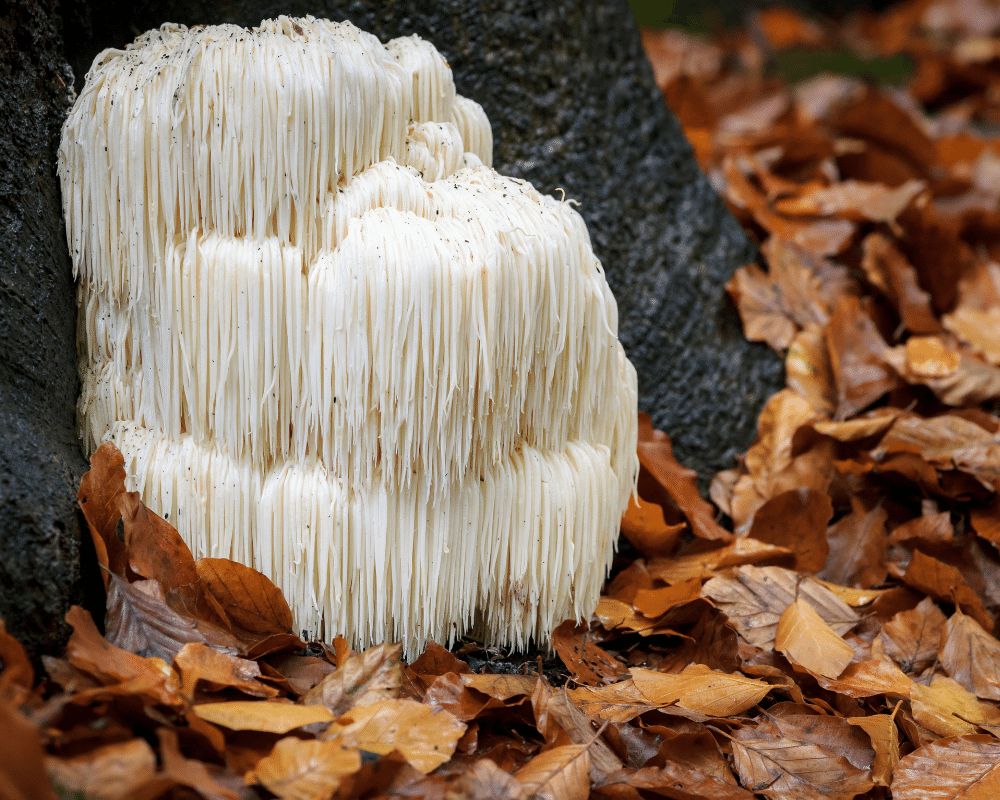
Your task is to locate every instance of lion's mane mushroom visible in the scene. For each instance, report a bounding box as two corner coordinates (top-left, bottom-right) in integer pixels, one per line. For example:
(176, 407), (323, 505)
(60, 16), (638, 655)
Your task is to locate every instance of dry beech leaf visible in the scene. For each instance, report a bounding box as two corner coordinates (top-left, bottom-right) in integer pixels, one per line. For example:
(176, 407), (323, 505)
(192, 700), (333, 733)
(813, 638), (916, 699)
(861, 231), (941, 335)
(786, 323), (837, 417)
(460, 673), (538, 700)
(514, 743), (590, 800)
(0, 618), (33, 703)
(0, 700), (59, 800)
(747, 488), (833, 573)
(77, 441), (129, 586)
(157, 726), (241, 800)
(945, 305), (1000, 364)
(702, 565), (859, 650)
(174, 642), (277, 699)
(910, 675), (1000, 738)
(267, 654), (336, 697)
(568, 679), (660, 724)
(846, 714), (900, 786)
(630, 664), (772, 717)
(825, 294), (896, 420)
(602, 763), (756, 799)
(880, 596), (948, 675)
(64, 605), (181, 706)
(637, 419), (732, 542)
(632, 578), (704, 619)
(446, 758), (527, 800)
(197, 557), (295, 635)
(775, 598), (856, 679)
(774, 178), (925, 224)
(892, 734), (1000, 799)
(302, 642), (402, 716)
(619, 495), (685, 557)
(244, 736), (361, 800)
(646, 538), (792, 584)
(819, 501), (889, 589)
(813, 580), (893, 607)
(902, 550), (993, 631)
(104, 573), (238, 662)
(550, 621), (627, 686)
(332, 698), (465, 773)
(45, 738), (157, 800)
(970, 497), (1000, 546)
(939, 610), (1000, 701)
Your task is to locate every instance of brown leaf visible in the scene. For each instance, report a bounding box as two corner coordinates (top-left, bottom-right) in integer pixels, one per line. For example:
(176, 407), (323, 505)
(302, 642), (402, 716)
(0, 700), (58, 800)
(266, 655), (336, 698)
(939, 610), (1000, 701)
(630, 664), (772, 717)
(891, 734), (1000, 799)
(880, 596), (948, 675)
(910, 675), (1000, 738)
(197, 557), (295, 636)
(105, 573), (239, 662)
(619, 495), (685, 558)
(174, 642), (278, 699)
(408, 641), (472, 678)
(825, 294), (896, 420)
(77, 442), (130, 588)
(514, 744), (590, 800)
(601, 763), (756, 800)
(192, 700), (334, 733)
(884, 336), (1000, 406)
(775, 178), (924, 225)
(63, 605), (181, 706)
(729, 720), (873, 800)
(786, 324), (837, 417)
(702, 565), (860, 650)
(901, 549), (993, 631)
(45, 738), (157, 800)
(861, 232), (941, 335)
(461, 673), (538, 701)
(0, 618), (33, 703)
(244, 736), (361, 800)
(568, 679), (664, 725)
(819, 501), (889, 589)
(632, 579), (704, 619)
(551, 621), (627, 686)
(332, 698), (465, 773)
(775, 598), (856, 679)
(445, 759), (527, 800)
(846, 714), (900, 787)
(890, 511), (954, 545)
(118, 490), (201, 614)
(158, 726), (242, 800)
(646, 538), (792, 585)
(748, 488), (833, 573)
(637, 420), (732, 543)
(970, 496), (1000, 546)
(814, 642), (916, 699)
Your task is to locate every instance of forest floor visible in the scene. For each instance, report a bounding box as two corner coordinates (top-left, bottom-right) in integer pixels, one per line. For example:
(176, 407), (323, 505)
(6, 0), (1000, 798)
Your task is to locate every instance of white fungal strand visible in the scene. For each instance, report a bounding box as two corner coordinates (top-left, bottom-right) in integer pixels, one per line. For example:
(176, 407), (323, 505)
(62, 16), (638, 657)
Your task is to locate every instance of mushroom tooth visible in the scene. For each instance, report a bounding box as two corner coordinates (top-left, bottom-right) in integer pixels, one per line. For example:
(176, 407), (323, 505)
(451, 96), (493, 168)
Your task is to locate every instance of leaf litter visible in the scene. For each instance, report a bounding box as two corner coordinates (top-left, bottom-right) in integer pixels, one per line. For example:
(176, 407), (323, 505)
(6, 0), (1000, 797)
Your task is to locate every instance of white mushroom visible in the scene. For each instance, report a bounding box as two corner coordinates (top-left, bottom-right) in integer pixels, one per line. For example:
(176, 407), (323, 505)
(59, 16), (638, 655)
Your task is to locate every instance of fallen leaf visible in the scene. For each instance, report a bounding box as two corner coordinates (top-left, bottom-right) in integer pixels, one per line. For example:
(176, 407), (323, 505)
(939, 609), (1000, 701)
(646, 538), (792, 584)
(910, 675), (1000, 738)
(192, 700), (334, 733)
(332, 698), (465, 773)
(174, 642), (278, 699)
(819, 501), (889, 589)
(514, 744), (590, 800)
(846, 714), (900, 786)
(302, 642), (402, 716)
(446, 758), (527, 800)
(619, 495), (685, 558)
(598, 763), (756, 799)
(729, 719), (874, 800)
(825, 295), (896, 420)
(266, 654), (336, 697)
(77, 441), (129, 587)
(197, 557), (295, 635)
(880, 596), (948, 675)
(775, 178), (925, 225)
(632, 579), (704, 619)
(45, 738), (157, 800)
(891, 734), (1000, 799)
(747, 488), (833, 573)
(551, 621), (627, 686)
(630, 664), (772, 717)
(861, 231), (941, 335)
(901, 549), (993, 631)
(786, 324), (837, 417)
(775, 598), (856, 679)
(158, 726), (241, 800)
(244, 736), (361, 800)
(702, 565), (859, 650)
(0, 619), (33, 703)
(568, 679), (663, 725)
(0, 700), (58, 800)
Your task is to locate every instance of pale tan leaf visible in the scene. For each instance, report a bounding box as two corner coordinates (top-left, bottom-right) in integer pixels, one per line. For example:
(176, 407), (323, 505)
(302, 642), (402, 716)
(786, 323), (837, 417)
(944, 305), (1000, 364)
(939, 611), (1000, 701)
(646, 538), (792, 584)
(192, 700), (333, 733)
(333, 698), (465, 773)
(45, 739), (157, 800)
(244, 737), (361, 800)
(847, 714), (900, 787)
(814, 642), (915, 699)
(568, 679), (660, 724)
(775, 598), (855, 679)
(702, 565), (859, 650)
(910, 676), (1000, 739)
(630, 664), (771, 717)
(514, 744), (590, 800)
(892, 734), (1000, 800)
(460, 673), (538, 700)
(174, 642), (277, 699)
(446, 759), (527, 800)
(813, 580), (894, 607)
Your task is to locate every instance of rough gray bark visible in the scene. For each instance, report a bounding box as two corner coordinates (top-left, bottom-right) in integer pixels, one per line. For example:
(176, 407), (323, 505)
(62, 0), (783, 488)
(0, 0), (96, 661)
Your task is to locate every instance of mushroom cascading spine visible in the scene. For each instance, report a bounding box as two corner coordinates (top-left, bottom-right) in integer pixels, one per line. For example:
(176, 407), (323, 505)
(60, 16), (638, 656)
